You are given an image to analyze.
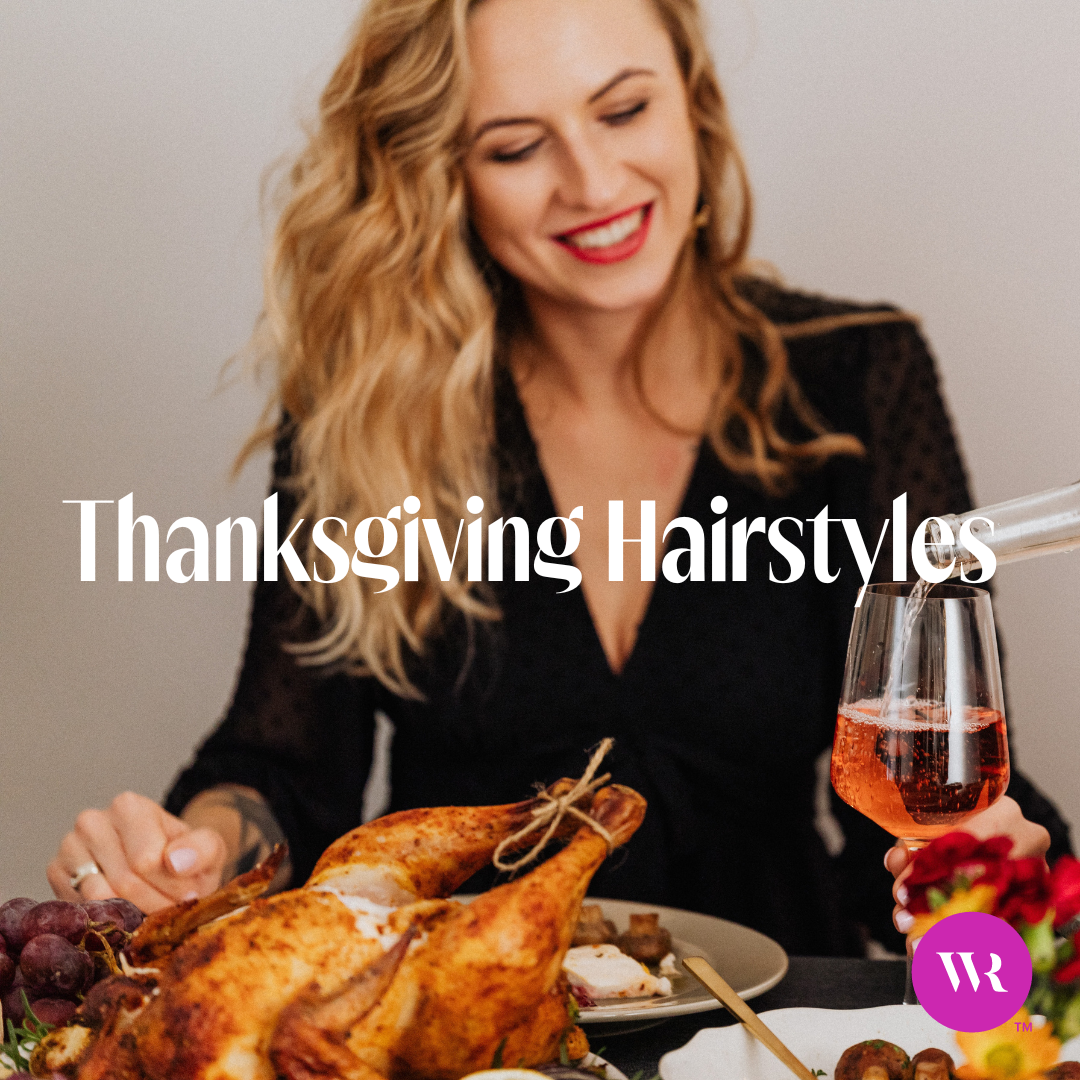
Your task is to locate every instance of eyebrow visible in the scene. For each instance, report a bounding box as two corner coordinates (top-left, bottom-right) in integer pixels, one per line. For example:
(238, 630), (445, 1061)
(588, 67), (655, 103)
(469, 67), (657, 144)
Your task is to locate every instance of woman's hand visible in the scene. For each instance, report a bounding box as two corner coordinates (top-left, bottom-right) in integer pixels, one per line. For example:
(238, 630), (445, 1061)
(886, 796), (1051, 944)
(47, 792), (229, 913)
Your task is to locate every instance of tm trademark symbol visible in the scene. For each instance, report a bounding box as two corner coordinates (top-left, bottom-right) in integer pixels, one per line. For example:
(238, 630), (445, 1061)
(1015, 1021), (1033, 1032)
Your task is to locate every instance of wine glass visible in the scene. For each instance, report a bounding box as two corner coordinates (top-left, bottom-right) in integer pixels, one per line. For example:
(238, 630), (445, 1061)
(830, 582), (1010, 999)
(831, 582), (1009, 848)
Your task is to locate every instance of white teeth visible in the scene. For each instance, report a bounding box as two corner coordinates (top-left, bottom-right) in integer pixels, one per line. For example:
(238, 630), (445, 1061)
(565, 207), (644, 250)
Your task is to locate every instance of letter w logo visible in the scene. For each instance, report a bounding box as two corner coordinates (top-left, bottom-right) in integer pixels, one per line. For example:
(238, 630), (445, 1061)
(938, 952), (1007, 993)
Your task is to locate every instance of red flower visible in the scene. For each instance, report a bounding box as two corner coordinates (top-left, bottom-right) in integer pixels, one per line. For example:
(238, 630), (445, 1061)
(995, 858), (1053, 926)
(1051, 856), (1080, 930)
(1054, 952), (1080, 985)
(906, 832), (1014, 915)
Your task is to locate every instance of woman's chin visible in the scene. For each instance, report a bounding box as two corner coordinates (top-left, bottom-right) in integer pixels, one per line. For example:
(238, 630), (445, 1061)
(525, 263), (681, 317)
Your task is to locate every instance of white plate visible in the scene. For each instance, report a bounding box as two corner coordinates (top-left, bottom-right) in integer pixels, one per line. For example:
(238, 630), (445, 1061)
(659, 1005), (961, 1080)
(453, 895), (786, 1028)
(586, 1051), (629, 1080)
(570, 898), (788, 1025)
(462, 1055), (626, 1080)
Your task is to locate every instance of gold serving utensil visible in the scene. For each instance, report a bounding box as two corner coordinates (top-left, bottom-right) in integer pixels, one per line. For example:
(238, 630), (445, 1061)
(682, 956), (818, 1080)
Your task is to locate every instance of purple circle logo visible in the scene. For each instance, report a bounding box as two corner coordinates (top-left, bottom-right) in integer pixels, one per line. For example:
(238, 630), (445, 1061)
(912, 912), (1032, 1032)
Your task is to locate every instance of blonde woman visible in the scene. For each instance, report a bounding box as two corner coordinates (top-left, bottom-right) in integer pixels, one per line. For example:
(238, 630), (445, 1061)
(49, 0), (1063, 954)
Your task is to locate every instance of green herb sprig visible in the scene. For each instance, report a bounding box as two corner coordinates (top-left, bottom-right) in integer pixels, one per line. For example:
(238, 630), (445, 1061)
(1, 992), (55, 1072)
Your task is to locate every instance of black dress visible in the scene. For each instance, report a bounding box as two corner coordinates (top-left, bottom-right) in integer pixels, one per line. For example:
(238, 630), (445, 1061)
(165, 281), (1071, 956)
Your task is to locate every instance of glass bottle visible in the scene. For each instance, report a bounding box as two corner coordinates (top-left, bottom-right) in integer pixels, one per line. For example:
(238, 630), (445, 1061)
(923, 479), (1080, 579)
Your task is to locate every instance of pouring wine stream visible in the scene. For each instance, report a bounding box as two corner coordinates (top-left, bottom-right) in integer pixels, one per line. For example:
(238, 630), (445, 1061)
(878, 576), (935, 730)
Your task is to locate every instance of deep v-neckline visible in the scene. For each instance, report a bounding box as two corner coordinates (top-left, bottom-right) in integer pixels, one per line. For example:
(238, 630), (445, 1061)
(494, 367), (706, 680)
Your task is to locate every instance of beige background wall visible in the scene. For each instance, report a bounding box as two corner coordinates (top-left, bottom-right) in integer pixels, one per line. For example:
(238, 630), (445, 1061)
(2, 1), (1078, 901)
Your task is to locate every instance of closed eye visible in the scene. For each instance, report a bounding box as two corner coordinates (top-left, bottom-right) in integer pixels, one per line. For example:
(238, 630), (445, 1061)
(602, 100), (648, 126)
(489, 137), (544, 163)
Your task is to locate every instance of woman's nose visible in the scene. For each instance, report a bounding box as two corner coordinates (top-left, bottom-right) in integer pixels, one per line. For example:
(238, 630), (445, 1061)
(557, 132), (623, 210)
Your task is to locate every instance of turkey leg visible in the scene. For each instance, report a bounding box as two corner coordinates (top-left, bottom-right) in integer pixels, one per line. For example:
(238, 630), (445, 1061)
(306, 777), (587, 903)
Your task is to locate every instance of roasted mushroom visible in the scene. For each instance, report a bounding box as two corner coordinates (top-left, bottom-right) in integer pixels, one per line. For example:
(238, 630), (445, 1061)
(614, 912), (673, 964)
(906, 1048), (956, 1080)
(1045, 1063), (1080, 1080)
(835, 1040), (911, 1080)
(571, 904), (617, 947)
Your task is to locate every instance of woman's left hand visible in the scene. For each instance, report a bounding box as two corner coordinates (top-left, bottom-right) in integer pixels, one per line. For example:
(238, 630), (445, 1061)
(886, 796), (1051, 941)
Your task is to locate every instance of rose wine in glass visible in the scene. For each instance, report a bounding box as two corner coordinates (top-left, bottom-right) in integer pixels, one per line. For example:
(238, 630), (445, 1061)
(832, 698), (1009, 843)
(831, 582), (1009, 850)
(830, 582), (1009, 1000)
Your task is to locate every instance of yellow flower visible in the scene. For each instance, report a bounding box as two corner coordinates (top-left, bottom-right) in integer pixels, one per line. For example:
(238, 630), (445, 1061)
(909, 883), (999, 941)
(956, 1010), (1061, 1080)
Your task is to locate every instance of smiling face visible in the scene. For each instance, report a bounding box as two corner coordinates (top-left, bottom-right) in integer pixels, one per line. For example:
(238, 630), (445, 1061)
(463, 0), (700, 316)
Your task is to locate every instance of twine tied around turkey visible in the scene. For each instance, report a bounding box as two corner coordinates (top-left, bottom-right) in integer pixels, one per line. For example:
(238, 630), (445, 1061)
(492, 738), (616, 873)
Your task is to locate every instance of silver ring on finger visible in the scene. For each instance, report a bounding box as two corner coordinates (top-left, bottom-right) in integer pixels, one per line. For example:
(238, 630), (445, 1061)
(69, 861), (102, 891)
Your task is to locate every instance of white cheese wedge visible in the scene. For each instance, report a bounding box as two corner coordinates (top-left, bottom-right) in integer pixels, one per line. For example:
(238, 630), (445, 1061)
(562, 944), (673, 999)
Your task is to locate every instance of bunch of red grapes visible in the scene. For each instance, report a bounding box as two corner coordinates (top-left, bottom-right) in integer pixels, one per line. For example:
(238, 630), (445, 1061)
(0, 896), (143, 1029)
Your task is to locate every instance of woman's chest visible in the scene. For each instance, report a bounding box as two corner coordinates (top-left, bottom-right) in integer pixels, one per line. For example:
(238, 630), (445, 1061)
(398, 454), (855, 766)
(523, 393), (703, 676)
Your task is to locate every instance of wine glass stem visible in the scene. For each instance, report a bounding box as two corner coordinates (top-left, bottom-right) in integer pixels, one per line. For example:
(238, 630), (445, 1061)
(899, 839), (925, 1004)
(903, 957), (919, 1005)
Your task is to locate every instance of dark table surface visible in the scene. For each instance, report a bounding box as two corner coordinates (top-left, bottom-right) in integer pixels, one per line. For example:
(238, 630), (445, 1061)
(598, 957), (908, 1077)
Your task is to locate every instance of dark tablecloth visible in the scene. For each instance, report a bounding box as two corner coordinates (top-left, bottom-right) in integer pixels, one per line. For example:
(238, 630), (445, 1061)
(601, 957), (908, 1076)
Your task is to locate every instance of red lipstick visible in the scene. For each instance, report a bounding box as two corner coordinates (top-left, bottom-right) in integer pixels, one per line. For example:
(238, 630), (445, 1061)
(554, 203), (652, 265)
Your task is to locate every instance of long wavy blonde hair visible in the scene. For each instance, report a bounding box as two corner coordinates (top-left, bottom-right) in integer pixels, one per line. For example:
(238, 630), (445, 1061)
(242, 0), (868, 695)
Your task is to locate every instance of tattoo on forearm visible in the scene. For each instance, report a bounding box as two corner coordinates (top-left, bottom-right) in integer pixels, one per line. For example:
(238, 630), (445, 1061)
(190, 786), (292, 889)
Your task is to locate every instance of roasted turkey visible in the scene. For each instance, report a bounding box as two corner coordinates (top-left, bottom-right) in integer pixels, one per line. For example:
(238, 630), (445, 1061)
(33, 779), (647, 1080)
